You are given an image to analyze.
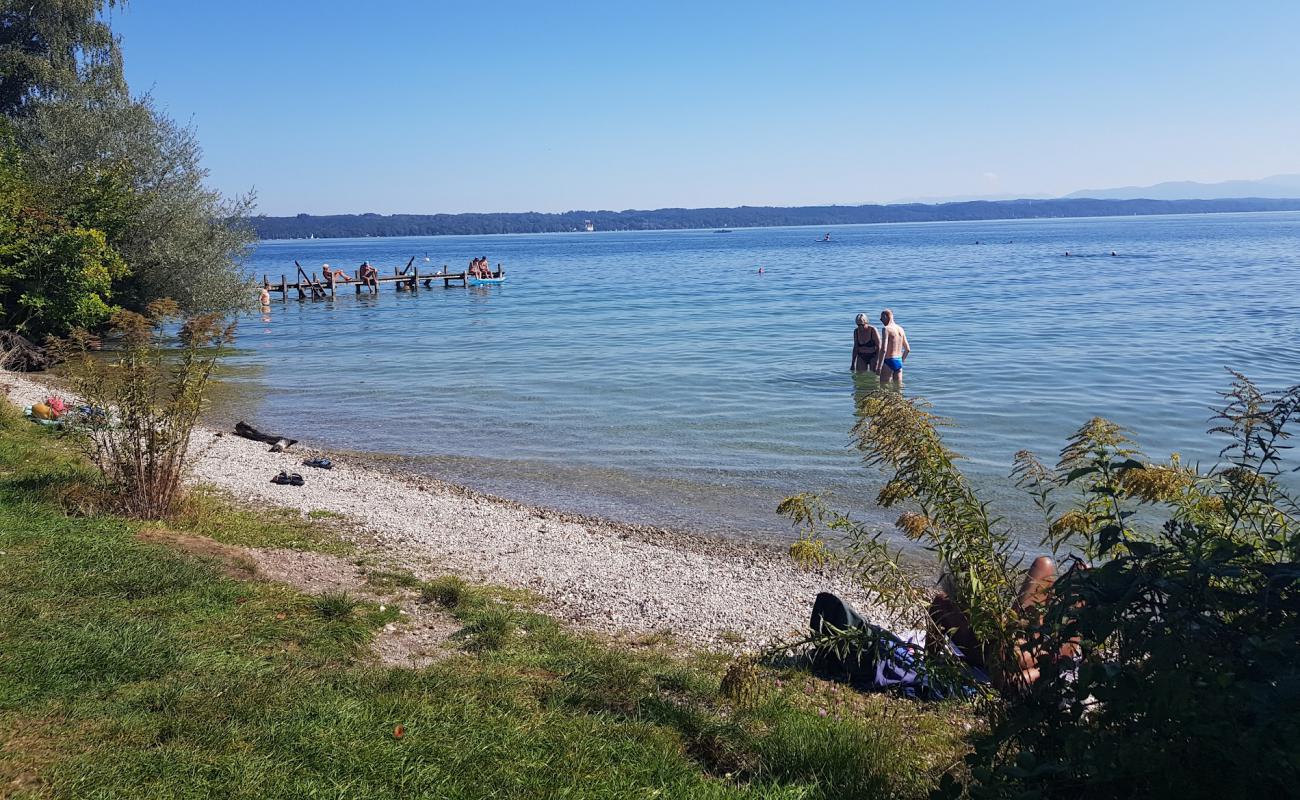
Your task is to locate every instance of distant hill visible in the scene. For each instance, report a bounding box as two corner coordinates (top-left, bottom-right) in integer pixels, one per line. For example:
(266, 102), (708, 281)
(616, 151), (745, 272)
(1066, 174), (1300, 200)
(250, 197), (1300, 240)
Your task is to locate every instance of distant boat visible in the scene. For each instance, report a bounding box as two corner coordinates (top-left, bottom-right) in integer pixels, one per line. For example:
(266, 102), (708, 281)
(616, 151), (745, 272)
(467, 274), (507, 287)
(820, 233), (832, 242)
(715, 229), (732, 233)
(584, 220), (595, 232)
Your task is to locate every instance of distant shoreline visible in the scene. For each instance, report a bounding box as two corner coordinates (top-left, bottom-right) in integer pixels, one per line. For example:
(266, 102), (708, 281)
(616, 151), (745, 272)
(250, 198), (1300, 240)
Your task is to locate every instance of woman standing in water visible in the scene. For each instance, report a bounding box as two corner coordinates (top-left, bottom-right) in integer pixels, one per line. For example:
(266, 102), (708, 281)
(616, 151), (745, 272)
(850, 313), (881, 374)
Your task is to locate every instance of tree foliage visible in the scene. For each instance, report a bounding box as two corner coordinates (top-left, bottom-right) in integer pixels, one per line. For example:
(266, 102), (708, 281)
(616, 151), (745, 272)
(0, 0), (126, 115)
(0, 1), (253, 337)
(0, 123), (128, 334)
(18, 90), (255, 313)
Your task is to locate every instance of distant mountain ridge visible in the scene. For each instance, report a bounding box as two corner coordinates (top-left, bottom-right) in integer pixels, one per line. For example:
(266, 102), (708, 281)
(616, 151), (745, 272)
(250, 197), (1300, 240)
(1066, 173), (1300, 200)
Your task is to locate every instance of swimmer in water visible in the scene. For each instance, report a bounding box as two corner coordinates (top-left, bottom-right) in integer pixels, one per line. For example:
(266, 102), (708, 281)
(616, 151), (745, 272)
(877, 309), (911, 387)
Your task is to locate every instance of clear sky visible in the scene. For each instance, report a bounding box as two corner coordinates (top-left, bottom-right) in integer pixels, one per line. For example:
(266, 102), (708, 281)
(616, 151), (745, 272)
(107, 0), (1300, 216)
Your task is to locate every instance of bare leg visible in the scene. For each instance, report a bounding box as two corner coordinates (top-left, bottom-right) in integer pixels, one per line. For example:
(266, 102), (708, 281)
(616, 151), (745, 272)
(1015, 556), (1056, 613)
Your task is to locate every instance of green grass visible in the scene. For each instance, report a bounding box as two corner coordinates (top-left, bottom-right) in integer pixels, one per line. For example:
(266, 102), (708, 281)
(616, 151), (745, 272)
(175, 486), (356, 555)
(0, 407), (972, 799)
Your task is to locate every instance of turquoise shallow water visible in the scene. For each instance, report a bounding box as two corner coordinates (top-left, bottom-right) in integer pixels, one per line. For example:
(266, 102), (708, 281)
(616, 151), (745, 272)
(230, 212), (1300, 545)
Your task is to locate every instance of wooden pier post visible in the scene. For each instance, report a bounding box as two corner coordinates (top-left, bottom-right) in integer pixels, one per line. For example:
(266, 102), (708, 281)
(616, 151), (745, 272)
(280, 274), (288, 301)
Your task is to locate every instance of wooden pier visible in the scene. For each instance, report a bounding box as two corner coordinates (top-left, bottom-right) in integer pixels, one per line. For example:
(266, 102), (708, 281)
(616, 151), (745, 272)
(263, 258), (502, 300)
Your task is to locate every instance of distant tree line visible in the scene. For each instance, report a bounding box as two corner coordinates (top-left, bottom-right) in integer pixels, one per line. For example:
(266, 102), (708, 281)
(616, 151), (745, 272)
(251, 197), (1300, 240)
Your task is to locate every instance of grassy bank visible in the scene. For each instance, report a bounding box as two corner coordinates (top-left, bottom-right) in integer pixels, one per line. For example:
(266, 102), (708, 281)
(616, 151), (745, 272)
(0, 409), (970, 799)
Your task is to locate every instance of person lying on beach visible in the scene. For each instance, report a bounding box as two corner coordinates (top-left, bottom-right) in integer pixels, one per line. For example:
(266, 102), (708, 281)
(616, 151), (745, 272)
(850, 313), (881, 374)
(927, 556), (1081, 693)
(877, 309), (910, 386)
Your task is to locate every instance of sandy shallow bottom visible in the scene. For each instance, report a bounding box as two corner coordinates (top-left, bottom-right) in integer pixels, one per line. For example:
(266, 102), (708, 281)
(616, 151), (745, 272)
(3, 371), (880, 650)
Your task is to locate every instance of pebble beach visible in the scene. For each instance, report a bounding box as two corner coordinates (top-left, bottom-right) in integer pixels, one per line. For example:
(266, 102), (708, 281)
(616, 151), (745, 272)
(3, 371), (879, 650)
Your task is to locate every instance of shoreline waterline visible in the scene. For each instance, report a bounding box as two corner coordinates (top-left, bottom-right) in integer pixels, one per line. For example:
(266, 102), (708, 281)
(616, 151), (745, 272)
(3, 371), (884, 649)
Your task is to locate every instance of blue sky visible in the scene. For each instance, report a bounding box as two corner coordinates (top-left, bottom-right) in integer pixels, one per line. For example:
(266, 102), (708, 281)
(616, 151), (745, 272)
(108, 1), (1300, 215)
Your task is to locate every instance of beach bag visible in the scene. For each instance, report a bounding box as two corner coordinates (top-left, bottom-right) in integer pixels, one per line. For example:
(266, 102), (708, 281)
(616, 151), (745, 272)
(809, 592), (979, 699)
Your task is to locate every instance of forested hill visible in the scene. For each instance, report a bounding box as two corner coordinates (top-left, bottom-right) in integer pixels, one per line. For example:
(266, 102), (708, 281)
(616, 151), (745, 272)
(251, 197), (1300, 239)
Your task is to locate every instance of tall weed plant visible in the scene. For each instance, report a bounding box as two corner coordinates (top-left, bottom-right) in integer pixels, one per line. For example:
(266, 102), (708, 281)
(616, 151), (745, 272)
(58, 300), (234, 519)
(783, 375), (1299, 799)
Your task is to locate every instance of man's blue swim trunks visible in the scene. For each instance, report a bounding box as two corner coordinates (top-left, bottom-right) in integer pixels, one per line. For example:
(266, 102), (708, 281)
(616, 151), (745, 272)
(883, 357), (904, 373)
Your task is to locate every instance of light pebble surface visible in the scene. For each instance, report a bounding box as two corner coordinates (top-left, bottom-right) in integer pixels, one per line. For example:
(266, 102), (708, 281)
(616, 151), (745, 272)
(3, 371), (881, 650)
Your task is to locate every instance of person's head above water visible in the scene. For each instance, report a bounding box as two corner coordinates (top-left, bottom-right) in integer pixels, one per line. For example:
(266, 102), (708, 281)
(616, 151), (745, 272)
(880, 309), (894, 325)
(855, 313), (868, 327)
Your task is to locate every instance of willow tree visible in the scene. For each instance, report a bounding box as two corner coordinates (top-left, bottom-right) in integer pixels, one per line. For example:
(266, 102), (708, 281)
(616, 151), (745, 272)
(0, 0), (127, 115)
(1, 1), (255, 321)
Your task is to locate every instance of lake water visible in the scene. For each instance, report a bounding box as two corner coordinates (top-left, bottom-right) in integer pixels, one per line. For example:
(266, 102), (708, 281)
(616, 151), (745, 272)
(228, 212), (1300, 547)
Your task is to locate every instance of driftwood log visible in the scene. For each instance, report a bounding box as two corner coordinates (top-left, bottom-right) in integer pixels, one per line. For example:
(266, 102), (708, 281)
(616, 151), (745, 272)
(0, 330), (55, 372)
(234, 421), (298, 452)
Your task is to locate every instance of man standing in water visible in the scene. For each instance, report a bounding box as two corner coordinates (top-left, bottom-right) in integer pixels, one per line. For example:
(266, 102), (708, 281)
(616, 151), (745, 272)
(877, 309), (910, 386)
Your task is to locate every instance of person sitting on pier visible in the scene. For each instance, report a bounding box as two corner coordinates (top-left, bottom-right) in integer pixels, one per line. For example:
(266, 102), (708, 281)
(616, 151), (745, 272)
(321, 264), (352, 284)
(358, 261), (379, 293)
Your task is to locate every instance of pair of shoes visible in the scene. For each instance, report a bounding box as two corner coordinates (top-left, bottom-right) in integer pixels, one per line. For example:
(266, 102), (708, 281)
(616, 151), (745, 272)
(303, 457), (333, 470)
(271, 471), (305, 486)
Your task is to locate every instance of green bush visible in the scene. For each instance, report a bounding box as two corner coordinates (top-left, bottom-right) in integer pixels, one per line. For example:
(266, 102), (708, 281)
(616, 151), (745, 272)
(2, 3), (254, 334)
(954, 375), (1300, 799)
(0, 128), (128, 336)
(784, 375), (1300, 799)
(58, 305), (235, 519)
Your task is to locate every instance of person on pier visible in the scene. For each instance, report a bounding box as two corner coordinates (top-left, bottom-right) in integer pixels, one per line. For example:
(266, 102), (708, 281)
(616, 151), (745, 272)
(321, 264), (352, 285)
(358, 261), (378, 293)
